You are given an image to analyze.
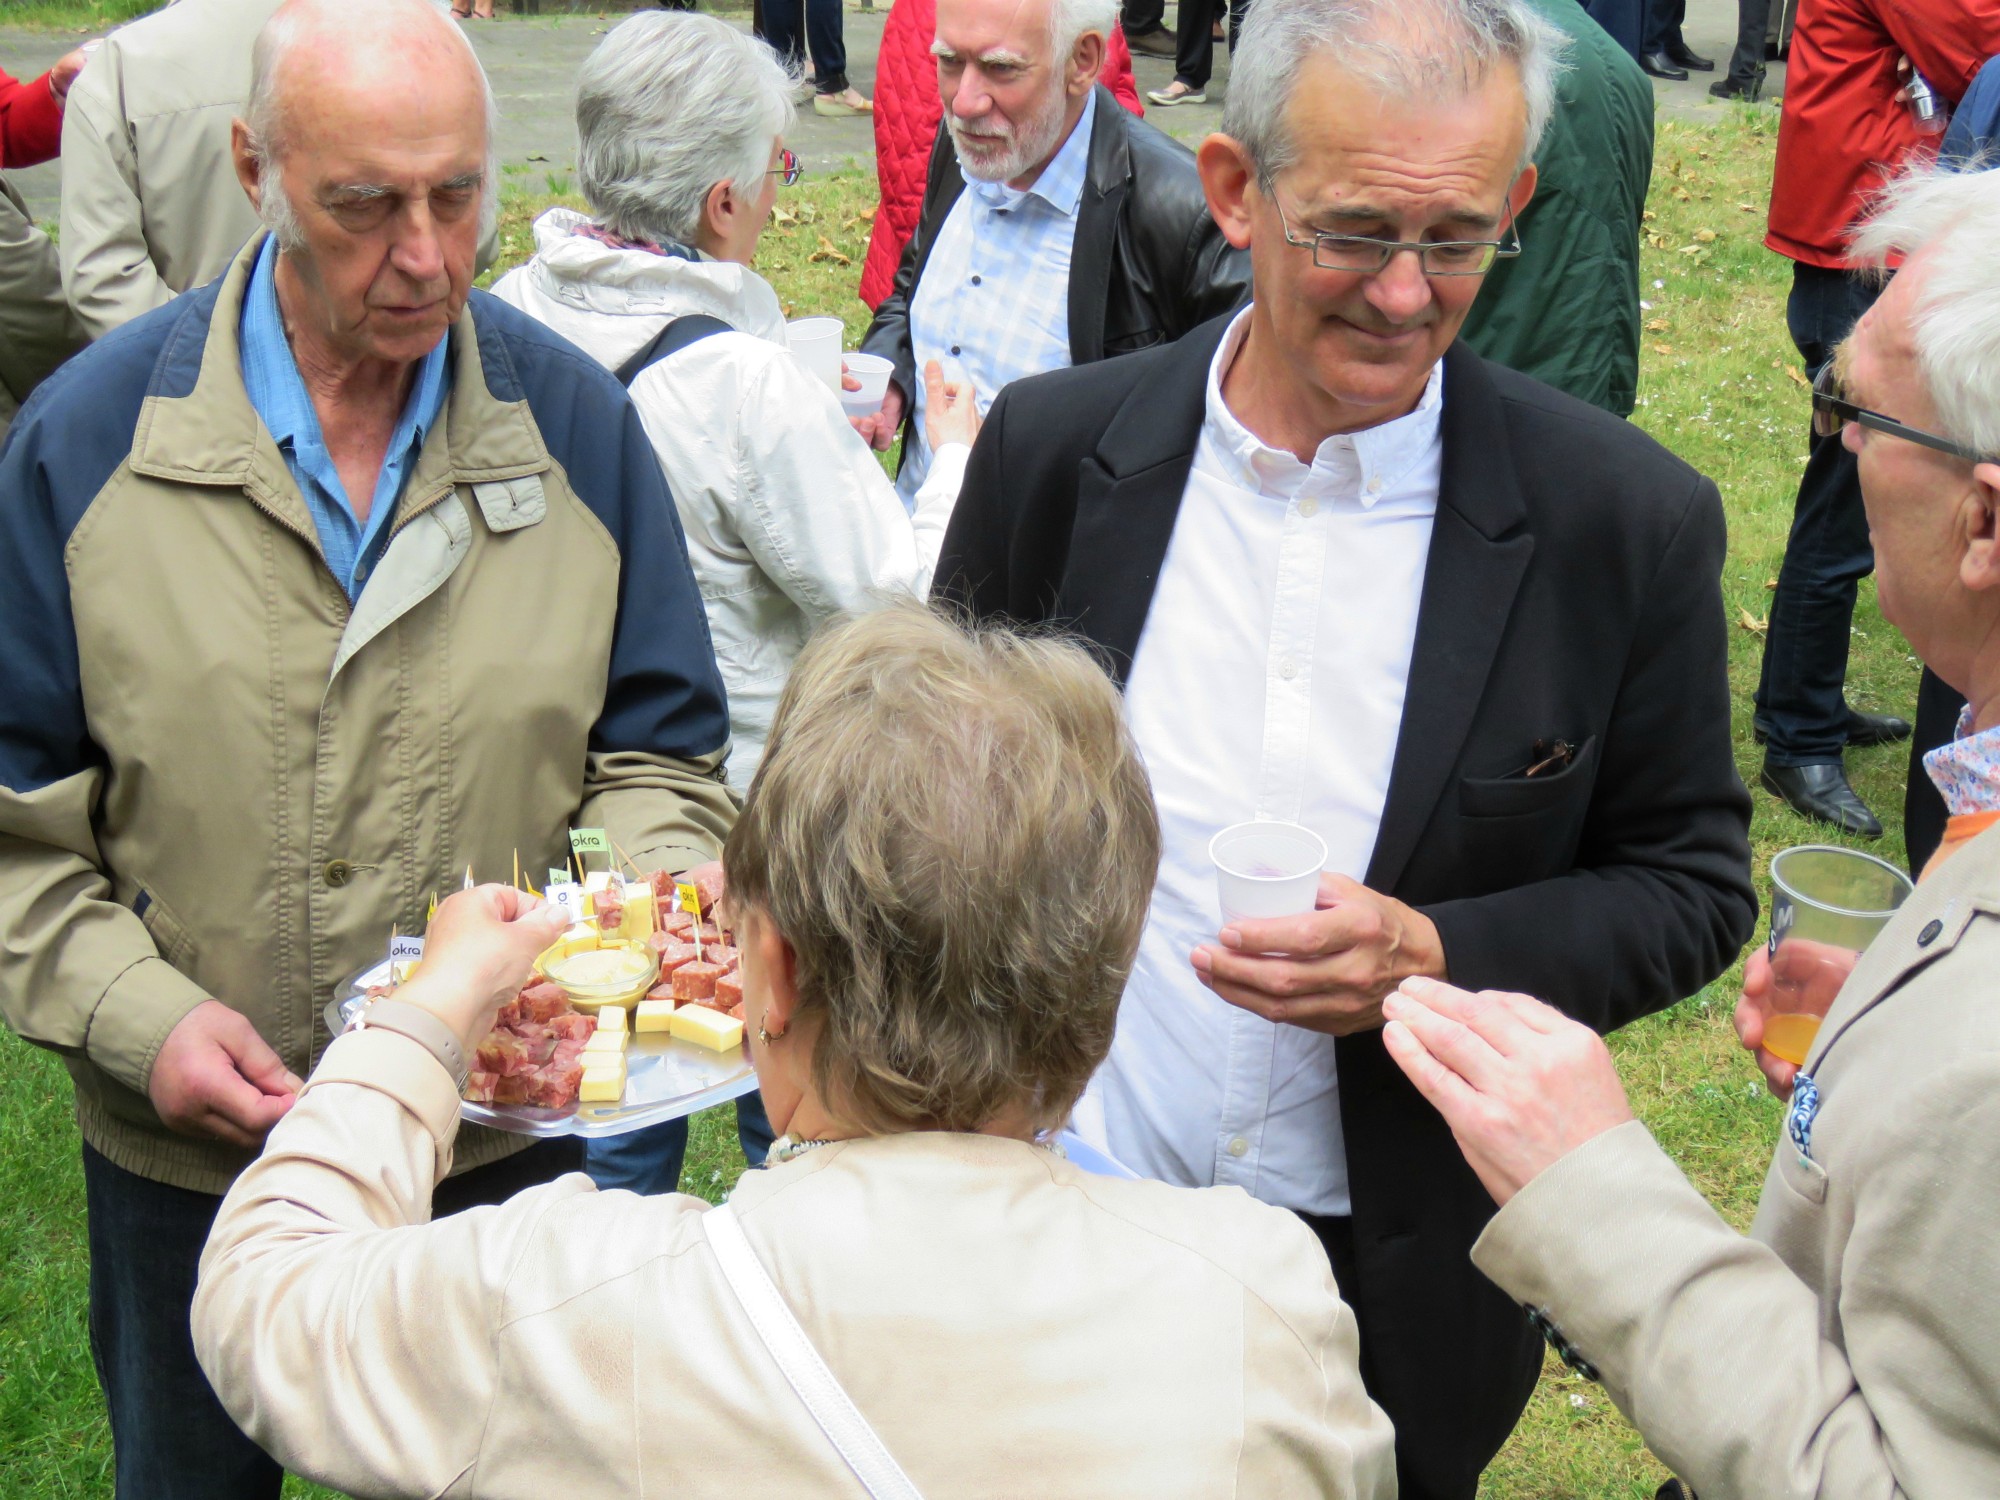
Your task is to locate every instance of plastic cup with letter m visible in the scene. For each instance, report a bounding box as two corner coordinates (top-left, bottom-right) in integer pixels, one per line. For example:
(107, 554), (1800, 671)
(1763, 845), (1913, 1065)
(1210, 820), (1328, 926)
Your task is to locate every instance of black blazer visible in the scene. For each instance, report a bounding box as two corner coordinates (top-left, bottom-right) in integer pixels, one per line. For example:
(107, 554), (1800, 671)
(859, 87), (1250, 418)
(935, 317), (1757, 1493)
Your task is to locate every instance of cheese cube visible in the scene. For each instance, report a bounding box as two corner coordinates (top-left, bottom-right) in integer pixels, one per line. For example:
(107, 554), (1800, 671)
(635, 999), (675, 1032)
(669, 1004), (744, 1052)
(616, 880), (656, 941)
(578, 1061), (625, 1102)
(595, 1003), (627, 1033)
(583, 1026), (628, 1055)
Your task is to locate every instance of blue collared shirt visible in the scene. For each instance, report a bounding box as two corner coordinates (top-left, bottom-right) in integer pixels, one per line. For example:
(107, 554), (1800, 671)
(899, 89), (1097, 502)
(238, 236), (452, 600)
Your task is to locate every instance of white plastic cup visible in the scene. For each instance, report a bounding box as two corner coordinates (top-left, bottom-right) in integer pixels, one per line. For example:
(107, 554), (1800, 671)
(839, 352), (895, 417)
(1210, 820), (1328, 923)
(786, 317), (844, 394)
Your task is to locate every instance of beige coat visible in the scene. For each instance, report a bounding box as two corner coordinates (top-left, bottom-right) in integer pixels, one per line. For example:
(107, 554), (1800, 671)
(195, 1025), (1398, 1499)
(1473, 822), (2000, 1498)
(0, 175), (83, 437)
(58, 0), (279, 339)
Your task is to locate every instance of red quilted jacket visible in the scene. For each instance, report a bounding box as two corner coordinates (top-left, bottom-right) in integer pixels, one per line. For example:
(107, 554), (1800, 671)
(859, 2), (1142, 309)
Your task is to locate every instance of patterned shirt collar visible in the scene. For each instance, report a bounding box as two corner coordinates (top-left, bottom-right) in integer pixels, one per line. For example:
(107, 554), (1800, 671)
(966, 89), (1096, 218)
(1923, 704), (2000, 816)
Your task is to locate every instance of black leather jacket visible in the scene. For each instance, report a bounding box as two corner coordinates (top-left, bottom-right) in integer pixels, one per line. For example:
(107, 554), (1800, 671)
(860, 87), (1251, 436)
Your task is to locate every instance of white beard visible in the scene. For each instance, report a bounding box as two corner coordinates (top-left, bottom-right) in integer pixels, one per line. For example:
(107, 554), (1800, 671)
(947, 88), (1073, 184)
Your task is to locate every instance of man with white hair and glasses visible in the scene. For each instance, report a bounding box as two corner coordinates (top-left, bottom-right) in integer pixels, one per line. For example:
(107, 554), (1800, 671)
(0, 0), (732, 1491)
(855, 0), (1250, 500)
(934, 0), (1755, 1491)
(1383, 162), (2000, 1500)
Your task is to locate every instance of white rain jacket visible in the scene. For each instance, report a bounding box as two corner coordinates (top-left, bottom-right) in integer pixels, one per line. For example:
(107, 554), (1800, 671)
(492, 209), (968, 788)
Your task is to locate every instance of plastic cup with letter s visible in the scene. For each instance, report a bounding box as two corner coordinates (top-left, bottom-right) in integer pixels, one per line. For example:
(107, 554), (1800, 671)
(1210, 820), (1328, 924)
(1762, 844), (1913, 1064)
(839, 352), (895, 417)
(785, 317), (845, 394)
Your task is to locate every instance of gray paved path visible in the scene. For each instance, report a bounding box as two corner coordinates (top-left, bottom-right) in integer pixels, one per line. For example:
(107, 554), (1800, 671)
(2, 0), (1780, 226)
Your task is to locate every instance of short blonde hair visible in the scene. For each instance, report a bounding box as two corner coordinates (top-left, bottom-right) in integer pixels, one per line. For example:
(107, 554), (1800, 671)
(724, 606), (1161, 1137)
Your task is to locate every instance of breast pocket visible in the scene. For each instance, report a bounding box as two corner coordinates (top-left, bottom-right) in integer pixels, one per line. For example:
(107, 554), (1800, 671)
(1457, 735), (1601, 820)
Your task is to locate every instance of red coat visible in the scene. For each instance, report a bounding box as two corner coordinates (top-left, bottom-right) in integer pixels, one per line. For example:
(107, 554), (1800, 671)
(1767, 0), (2000, 267)
(1, 66), (64, 169)
(859, 2), (1142, 309)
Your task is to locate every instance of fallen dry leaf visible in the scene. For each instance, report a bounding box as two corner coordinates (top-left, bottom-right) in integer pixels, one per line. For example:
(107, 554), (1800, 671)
(1785, 365), (1811, 388)
(809, 235), (852, 266)
(1765, 578), (1779, 591)
(1646, 317), (1671, 333)
(1738, 607), (1769, 634)
(1693, 228), (1717, 243)
(1652, 343), (1676, 355)
(1642, 208), (1657, 222)
(1674, 186), (1692, 201)
(1738, 202), (1759, 213)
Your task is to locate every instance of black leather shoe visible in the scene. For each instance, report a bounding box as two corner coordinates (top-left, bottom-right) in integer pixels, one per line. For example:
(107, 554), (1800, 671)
(1760, 761), (1884, 838)
(1640, 51), (1690, 80)
(1709, 73), (1762, 102)
(1844, 709), (1913, 748)
(1754, 708), (1912, 748)
(1665, 39), (1715, 70)
(1126, 26), (1176, 56)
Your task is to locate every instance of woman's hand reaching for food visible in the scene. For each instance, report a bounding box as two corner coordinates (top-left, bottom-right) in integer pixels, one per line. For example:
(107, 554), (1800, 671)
(396, 886), (569, 1051)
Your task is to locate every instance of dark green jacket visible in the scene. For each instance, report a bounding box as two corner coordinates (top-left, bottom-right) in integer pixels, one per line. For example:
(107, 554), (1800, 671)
(1460, 0), (1653, 417)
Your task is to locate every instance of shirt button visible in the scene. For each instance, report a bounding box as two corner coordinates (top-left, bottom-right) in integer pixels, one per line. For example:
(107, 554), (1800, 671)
(1918, 918), (1943, 947)
(353, 561), (369, 583)
(1279, 659), (1299, 681)
(1298, 496), (1320, 518)
(1366, 476), (1384, 495)
(950, 344), (961, 356)
(1227, 1136), (1249, 1158)
(970, 275), (982, 286)
(324, 859), (353, 888)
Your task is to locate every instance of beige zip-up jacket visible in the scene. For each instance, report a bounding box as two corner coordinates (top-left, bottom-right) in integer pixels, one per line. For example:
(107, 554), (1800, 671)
(0, 235), (736, 1194)
(1473, 820), (2000, 1498)
(0, 174), (83, 438)
(195, 1023), (1399, 1499)
(58, 0), (279, 339)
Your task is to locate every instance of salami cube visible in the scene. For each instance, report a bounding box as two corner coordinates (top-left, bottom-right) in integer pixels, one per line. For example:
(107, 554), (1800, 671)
(691, 867), (727, 917)
(644, 984), (679, 1007)
(671, 961), (726, 1001)
(519, 982), (571, 1022)
(545, 1011), (596, 1042)
(661, 909), (696, 940)
(655, 941), (701, 979)
(726, 1001), (745, 1022)
(714, 970), (743, 1009)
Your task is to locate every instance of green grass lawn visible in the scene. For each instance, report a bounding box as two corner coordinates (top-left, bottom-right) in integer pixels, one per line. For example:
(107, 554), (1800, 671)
(0, 108), (1919, 1498)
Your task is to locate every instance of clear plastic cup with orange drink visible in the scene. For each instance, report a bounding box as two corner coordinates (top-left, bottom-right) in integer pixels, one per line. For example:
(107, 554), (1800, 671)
(1762, 845), (1914, 1065)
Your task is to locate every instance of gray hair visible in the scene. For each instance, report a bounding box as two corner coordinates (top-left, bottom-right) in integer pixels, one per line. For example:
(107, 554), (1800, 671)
(575, 11), (796, 248)
(1221, 0), (1567, 181)
(1850, 163), (2000, 460)
(1050, 0), (1118, 53)
(243, 0), (499, 251)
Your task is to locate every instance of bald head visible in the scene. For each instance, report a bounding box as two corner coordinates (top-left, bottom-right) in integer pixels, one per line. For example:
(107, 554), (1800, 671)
(246, 0), (491, 171)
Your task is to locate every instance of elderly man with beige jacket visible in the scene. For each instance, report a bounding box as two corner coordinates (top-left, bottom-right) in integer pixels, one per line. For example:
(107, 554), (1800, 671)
(0, 0), (732, 1494)
(1380, 162), (2000, 1499)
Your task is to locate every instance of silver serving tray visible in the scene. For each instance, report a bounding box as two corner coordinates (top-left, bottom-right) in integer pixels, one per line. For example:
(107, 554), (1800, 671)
(328, 959), (757, 1139)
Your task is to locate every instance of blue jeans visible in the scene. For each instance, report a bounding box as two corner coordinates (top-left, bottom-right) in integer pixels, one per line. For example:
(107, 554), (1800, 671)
(82, 1136), (583, 1500)
(584, 1091), (775, 1196)
(1753, 264), (1884, 768)
(759, 0), (848, 94)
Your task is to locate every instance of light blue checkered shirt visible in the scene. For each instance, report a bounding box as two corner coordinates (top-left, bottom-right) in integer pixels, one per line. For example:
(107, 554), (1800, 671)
(898, 91), (1096, 503)
(238, 236), (451, 600)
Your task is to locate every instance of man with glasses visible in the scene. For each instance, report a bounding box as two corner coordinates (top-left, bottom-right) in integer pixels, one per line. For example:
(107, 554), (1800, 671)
(933, 0), (1756, 1493)
(1381, 162), (2000, 1500)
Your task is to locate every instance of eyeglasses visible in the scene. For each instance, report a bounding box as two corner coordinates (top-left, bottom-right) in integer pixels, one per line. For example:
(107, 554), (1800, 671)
(1811, 360), (1992, 464)
(1270, 187), (1522, 276)
(768, 148), (803, 187)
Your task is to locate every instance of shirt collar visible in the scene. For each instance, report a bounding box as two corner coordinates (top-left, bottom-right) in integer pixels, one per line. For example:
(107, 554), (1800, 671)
(1924, 704), (2000, 816)
(966, 89), (1096, 217)
(240, 235), (450, 463)
(1201, 305), (1445, 506)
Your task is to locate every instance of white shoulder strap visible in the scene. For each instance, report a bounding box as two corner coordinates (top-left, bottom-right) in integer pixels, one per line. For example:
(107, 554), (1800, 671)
(702, 1202), (926, 1500)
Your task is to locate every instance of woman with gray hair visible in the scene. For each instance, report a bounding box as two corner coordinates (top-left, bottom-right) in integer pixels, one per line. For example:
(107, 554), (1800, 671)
(493, 10), (977, 799)
(193, 607), (1396, 1499)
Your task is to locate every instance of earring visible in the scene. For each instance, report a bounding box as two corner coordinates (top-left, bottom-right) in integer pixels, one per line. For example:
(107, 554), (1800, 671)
(758, 1023), (784, 1046)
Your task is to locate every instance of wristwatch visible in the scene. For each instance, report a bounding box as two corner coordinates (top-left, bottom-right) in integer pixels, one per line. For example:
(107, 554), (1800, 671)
(353, 998), (470, 1091)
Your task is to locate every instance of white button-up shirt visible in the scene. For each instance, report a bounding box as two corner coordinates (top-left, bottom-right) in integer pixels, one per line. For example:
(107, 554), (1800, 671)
(1086, 307), (1443, 1218)
(897, 92), (1096, 502)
